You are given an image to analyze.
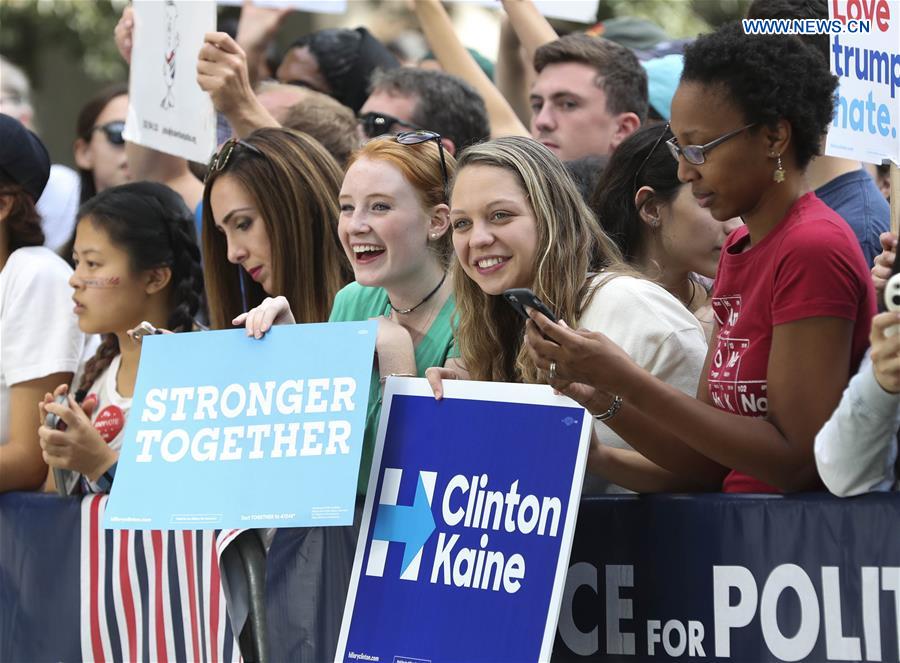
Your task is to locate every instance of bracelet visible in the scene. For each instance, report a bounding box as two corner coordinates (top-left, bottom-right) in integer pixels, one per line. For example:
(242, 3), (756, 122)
(379, 372), (416, 386)
(592, 395), (623, 422)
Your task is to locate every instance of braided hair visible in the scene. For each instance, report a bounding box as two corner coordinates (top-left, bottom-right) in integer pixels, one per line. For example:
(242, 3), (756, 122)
(74, 182), (205, 400)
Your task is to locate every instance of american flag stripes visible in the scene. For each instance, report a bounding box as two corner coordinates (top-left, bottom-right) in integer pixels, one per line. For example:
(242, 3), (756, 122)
(78, 495), (241, 663)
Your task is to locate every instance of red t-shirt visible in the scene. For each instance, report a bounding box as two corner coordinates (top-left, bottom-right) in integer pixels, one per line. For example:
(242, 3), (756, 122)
(709, 192), (875, 493)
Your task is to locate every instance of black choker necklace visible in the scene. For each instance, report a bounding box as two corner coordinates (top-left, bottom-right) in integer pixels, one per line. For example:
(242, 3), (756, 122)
(389, 272), (447, 314)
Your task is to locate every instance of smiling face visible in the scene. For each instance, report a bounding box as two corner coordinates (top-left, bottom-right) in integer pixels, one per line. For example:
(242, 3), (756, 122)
(74, 94), (130, 193)
(669, 82), (771, 222)
(338, 157), (442, 290)
(208, 174), (274, 295)
(657, 185), (743, 278)
(450, 165), (539, 296)
(529, 62), (619, 161)
(69, 218), (154, 335)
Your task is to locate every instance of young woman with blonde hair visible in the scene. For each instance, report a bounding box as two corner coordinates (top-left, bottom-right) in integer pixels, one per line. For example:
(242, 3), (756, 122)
(202, 127), (351, 329)
(428, 136), (709, 493)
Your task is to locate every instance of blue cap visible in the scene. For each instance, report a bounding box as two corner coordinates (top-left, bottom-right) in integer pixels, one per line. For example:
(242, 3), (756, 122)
(641, 54), (683, 120)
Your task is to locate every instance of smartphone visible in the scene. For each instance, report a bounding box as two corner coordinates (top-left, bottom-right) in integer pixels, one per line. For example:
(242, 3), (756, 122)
(128, 320), (162, 343)
(502, 288), (559, 323)
(44, 393), (69, 431)
(43, 394), (80, 496)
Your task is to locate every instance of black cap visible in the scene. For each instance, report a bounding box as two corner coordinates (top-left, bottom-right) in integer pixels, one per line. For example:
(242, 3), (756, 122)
(0, 113), (51, 201)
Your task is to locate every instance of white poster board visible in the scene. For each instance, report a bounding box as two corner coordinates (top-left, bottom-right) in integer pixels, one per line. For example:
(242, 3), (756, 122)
(124, 0), (217, 163)
(216, 0), (347, 12)
(468, 0), (599, 24)
(826, 0), (900, 165)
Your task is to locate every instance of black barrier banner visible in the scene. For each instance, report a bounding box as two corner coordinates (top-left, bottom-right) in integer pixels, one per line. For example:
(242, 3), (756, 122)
(553, 494), (900, 663)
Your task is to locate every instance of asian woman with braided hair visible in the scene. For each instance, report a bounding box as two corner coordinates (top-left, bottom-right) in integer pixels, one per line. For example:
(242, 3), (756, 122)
(38, 181), (204, 493)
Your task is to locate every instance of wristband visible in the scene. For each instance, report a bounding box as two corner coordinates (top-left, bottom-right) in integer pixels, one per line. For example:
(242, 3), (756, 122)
(380, 372), (416, 386)
(592, 395), (623, 422)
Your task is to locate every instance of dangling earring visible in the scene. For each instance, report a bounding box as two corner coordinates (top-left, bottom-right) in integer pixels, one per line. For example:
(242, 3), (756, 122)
(773, 154), (786, 183)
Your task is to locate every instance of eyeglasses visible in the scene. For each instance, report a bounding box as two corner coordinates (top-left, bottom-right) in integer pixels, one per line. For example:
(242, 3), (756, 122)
(359, 111), (426, 139)
(205, 138), (264, 183)
(92, 121), (126, 146)
(633, 123), (670, 193)
(396, 130), (449, 203)
(666, 123), (757, 166)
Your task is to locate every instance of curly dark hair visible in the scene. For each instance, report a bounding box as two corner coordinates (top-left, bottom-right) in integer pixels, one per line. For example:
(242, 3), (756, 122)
(680, 22), (837, 169)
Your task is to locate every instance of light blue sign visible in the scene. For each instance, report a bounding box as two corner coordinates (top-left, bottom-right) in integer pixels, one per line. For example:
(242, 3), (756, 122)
(104, 321), (376, 530)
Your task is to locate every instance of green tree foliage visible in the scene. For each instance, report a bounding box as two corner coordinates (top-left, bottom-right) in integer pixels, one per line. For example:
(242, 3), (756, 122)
(0, 0), (128, 85)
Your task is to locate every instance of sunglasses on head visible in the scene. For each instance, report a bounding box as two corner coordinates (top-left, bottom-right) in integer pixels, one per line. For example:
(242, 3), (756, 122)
(395, 130), (449, 204)
(205, 138), (264, 184)
(633, 123), (671, 193)
(358, 111), (426, 139)
(92, 121), (126, 146)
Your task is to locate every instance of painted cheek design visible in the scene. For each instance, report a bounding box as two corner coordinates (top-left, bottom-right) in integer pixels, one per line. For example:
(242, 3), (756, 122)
(81, 276), (122, 288)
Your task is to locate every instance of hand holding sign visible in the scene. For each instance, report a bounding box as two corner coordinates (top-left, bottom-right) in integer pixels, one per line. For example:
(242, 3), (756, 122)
(114, 5), (135, 64)
(233, 295), (296, 338)
(197, 32), (256, 119)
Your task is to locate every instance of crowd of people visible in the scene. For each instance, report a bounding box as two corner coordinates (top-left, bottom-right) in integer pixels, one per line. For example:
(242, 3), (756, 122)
(1, 0), (898, 643)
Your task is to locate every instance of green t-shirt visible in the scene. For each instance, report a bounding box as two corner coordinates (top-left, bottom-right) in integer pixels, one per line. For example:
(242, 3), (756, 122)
(328, 281), (456, 495)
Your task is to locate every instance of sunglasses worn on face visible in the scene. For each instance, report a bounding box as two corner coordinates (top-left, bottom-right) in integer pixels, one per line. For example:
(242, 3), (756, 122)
(359, 111), (426, 139)
(395, 130), (449, 203)
(666, 123), (757, 166)
(93, 121), (126, 146)
(205, 138), (264, 183)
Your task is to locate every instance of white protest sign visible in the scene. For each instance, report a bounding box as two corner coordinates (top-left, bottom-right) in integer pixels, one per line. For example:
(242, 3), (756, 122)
(124, 0), (217, 163)
(826, 0), (900, 165)
(216, 0), (347, 12)
(465, 0), (599, 24)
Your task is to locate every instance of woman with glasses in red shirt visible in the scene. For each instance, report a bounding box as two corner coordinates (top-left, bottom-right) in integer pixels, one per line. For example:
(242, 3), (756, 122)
(525, 23), (875, 494)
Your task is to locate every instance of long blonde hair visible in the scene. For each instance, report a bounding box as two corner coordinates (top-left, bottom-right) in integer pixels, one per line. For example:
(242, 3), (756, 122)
(451, 136), (628, 383)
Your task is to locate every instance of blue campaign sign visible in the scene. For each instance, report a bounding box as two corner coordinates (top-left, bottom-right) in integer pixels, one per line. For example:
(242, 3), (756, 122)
(336, 378), (592, 663)
(103, 321), (376, 530)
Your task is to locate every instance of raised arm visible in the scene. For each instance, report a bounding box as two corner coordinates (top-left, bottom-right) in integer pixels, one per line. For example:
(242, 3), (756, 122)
(495, 18), (533, 126)
(499, 0), (557, 65)
(197, 32), (280, 139)
(234, 0), (293, 88)
(410, 0), (529, 139)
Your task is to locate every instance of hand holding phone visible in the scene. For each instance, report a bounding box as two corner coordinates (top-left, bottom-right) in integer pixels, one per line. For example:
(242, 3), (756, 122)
(127, 320), (162, 343)
(502, 288), (559, 323)
(44, 393), (69, 431)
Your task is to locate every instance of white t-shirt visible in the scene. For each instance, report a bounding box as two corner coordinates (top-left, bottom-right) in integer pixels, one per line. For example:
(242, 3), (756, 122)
(80, 354), (132, 493)
(0, 246), (87, 444)
(577, 273), (709, 494)
(36, 164), (80, 253)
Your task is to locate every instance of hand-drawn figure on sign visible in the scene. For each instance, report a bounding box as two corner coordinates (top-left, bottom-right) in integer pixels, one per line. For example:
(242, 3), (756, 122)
(161, 0), (179, 110)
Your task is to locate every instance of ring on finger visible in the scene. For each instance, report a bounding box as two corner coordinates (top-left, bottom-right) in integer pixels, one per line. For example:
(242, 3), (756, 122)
(549, 361), (557, 380)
